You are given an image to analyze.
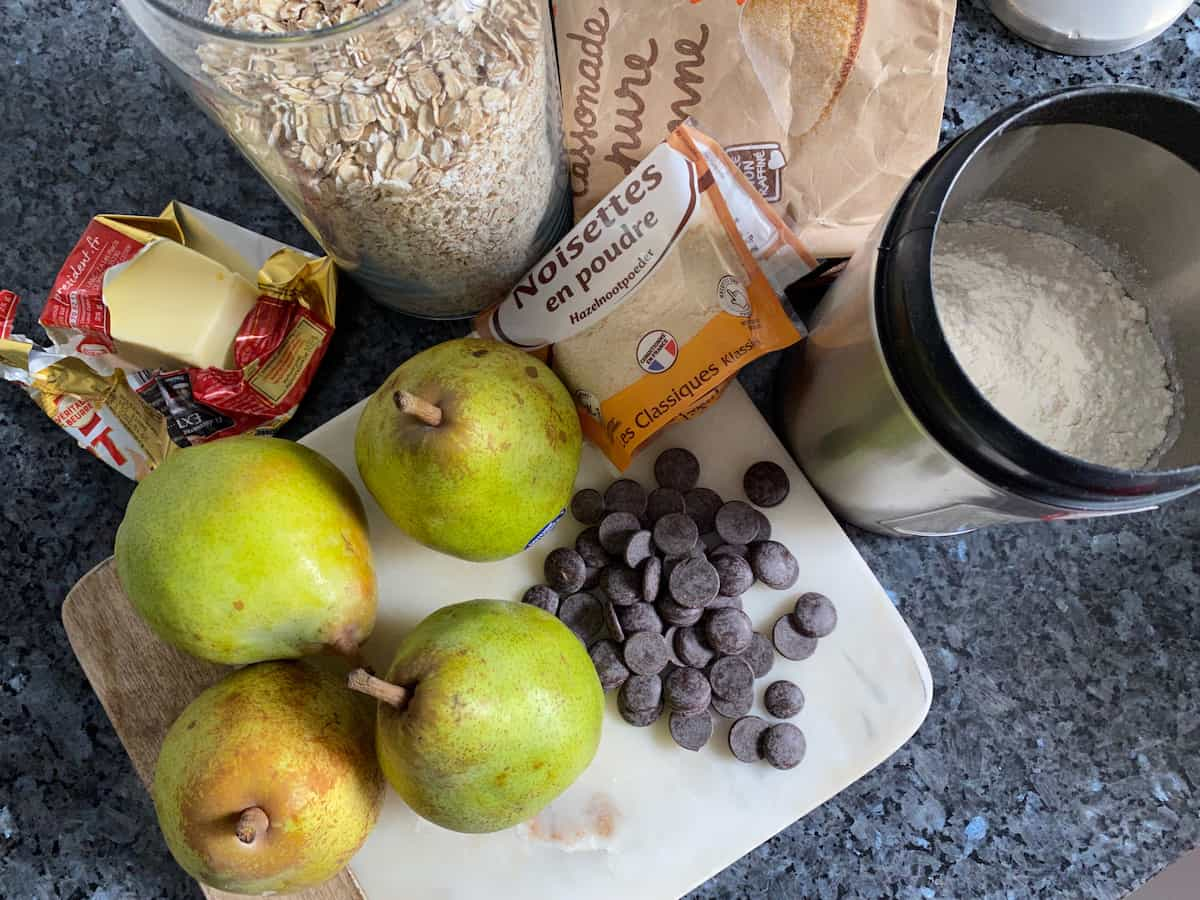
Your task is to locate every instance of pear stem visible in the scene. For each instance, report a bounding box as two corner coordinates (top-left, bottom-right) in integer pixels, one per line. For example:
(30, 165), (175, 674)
(394, 391), (442, 427)
(348, 669), (410, 710)
(235, 807), (269, 845)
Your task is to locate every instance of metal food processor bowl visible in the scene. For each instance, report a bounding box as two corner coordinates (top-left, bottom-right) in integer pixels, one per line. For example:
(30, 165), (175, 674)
(780, 86), (1200, 536)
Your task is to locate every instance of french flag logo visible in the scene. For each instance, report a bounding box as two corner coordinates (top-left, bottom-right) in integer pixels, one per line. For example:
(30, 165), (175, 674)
(638, 330), (679, 374)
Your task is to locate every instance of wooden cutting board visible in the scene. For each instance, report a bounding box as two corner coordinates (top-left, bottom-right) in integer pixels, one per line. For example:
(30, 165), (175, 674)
(62, 559), (364, 900)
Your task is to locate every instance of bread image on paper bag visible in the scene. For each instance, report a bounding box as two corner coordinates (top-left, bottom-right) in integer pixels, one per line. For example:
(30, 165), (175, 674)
(739, 0), (867, 135)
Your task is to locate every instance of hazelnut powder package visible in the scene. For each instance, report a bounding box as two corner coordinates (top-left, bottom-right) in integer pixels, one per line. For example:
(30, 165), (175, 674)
(555, 0), (956, 259)
(477, 124), (815, 470)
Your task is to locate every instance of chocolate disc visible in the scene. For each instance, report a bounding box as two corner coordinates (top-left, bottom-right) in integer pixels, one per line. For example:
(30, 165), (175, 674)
(522, 584), (560, 616)
(589, 639), (629, 691)
(605, 479), (647, 517)
(708, 654), (755, 700)
(619, 672), (662, 711)
(619, 701), (664, 727)
(601, 565), (642, 606)
(598, 511), (641, 555)
(624, 529), (654, 568)
(762, 722), (806, 770)
(624, 631), (670, 676)
(653, 512), (699, 557)
(683, 488), (723, 534)
(729, 716), (771, 762)
(714, 501), (761, 546)
(669, 710), (714, 751)
(739, 632), (776, 679)
(646, 487), (687, 523)
(705, 608), (754, 655)
(657, 596), (704, 627)
(654, 448), (701, 491)
(668, 557), (720, 609)
(641, 555), (662, 604)
(793, 592), (838, 638)
(764, 680), (805, 719)
(616, 602), (663, 635)
(664, 666), (712, 714)
(559, 592), (604, 645)
(674, 625), (715, 669)
(743, 461), (790, 508)
(601, 598), (625, 643)
(772, 614), (818, 661)
(712, 552), (754, 597)
(748, 540), (799, 590)
(544, 547), (587, 594)
(570, 488), (606, 525)
(575, 526), (611, 569)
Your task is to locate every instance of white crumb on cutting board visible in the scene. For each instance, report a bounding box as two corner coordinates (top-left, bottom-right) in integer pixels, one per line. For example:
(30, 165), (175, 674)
(932, 217), (1175, 470)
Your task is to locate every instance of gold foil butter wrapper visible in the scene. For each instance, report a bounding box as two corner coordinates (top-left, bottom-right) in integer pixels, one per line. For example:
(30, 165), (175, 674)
(0, 203), (337, 479)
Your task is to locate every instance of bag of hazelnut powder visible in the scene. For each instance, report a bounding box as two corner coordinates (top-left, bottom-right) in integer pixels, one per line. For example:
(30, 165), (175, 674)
(476, 123), (815, 470)
(555, 0), (956, 259)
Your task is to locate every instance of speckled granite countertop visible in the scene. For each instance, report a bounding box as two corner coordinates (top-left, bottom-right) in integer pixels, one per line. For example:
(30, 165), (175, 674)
(2, 1), (1199, 898)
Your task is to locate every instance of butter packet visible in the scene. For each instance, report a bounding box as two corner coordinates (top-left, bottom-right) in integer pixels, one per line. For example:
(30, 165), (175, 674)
(476, 123), (813, 470)
(0, 203), (336, 479)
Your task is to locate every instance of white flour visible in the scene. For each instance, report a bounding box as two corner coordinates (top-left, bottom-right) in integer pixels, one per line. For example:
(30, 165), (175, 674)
(932, 219), (1174, 469)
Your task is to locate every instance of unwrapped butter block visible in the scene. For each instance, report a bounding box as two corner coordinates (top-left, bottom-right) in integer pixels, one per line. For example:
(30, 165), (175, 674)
(104, 239), (260, 372)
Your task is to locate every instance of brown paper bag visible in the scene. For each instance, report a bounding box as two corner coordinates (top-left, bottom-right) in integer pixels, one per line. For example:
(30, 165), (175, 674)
(555, 0), (956, 259)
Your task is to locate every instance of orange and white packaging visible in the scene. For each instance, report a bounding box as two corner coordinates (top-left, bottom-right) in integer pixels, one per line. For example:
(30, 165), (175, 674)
(476, 123), (814, 470)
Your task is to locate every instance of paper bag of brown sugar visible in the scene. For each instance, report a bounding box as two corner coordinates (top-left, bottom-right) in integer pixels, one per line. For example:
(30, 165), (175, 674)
(555, 0), (956, 259)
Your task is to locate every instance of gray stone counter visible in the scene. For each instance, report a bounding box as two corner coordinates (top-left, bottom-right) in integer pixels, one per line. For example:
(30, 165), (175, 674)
(1, 1), (1199, 897)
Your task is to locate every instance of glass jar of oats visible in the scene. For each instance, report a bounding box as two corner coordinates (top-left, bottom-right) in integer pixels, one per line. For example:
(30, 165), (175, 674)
(121, 0), (570, 318)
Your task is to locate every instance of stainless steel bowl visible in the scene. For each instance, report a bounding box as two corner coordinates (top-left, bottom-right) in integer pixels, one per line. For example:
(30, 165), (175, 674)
(779, 87), (1200, 536)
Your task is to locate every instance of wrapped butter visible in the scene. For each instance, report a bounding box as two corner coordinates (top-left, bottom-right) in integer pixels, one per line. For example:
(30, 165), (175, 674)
(0, 203), (337, 479)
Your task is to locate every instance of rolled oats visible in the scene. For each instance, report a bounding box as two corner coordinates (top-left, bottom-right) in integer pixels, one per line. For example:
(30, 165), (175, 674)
(200, 0), (566, 317)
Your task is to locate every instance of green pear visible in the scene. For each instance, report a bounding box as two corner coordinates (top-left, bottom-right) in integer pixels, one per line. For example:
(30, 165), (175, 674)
(354, 338), (582, 562)
(154, 660), (384, 895)
(349, 600), (603, 833)
(115, 437), (376, 665)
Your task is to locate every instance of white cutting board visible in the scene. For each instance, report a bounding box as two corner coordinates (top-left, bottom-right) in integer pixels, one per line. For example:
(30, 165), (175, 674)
(300, 381), (932, 900)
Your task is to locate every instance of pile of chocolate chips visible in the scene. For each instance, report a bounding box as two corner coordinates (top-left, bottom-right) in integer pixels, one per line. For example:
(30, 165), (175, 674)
(520, 448), (839, 770)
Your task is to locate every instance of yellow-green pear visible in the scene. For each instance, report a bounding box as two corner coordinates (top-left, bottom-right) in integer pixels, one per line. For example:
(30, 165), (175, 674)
(153, 661), (384, 895)
(350, 600), (603, 833)
(115, 437), (376, 665)
(354, 338), (582, 562)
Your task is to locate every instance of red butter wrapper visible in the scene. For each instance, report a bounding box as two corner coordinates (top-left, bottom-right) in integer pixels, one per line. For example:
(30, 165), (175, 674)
(1, 202), (337, 478)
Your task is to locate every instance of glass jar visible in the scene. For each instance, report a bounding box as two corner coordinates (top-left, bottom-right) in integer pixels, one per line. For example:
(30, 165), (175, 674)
(120, 0), (571, 318)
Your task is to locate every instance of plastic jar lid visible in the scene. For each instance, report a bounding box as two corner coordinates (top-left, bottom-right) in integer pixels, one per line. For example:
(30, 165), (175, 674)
(987, 0), (1193, 56)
